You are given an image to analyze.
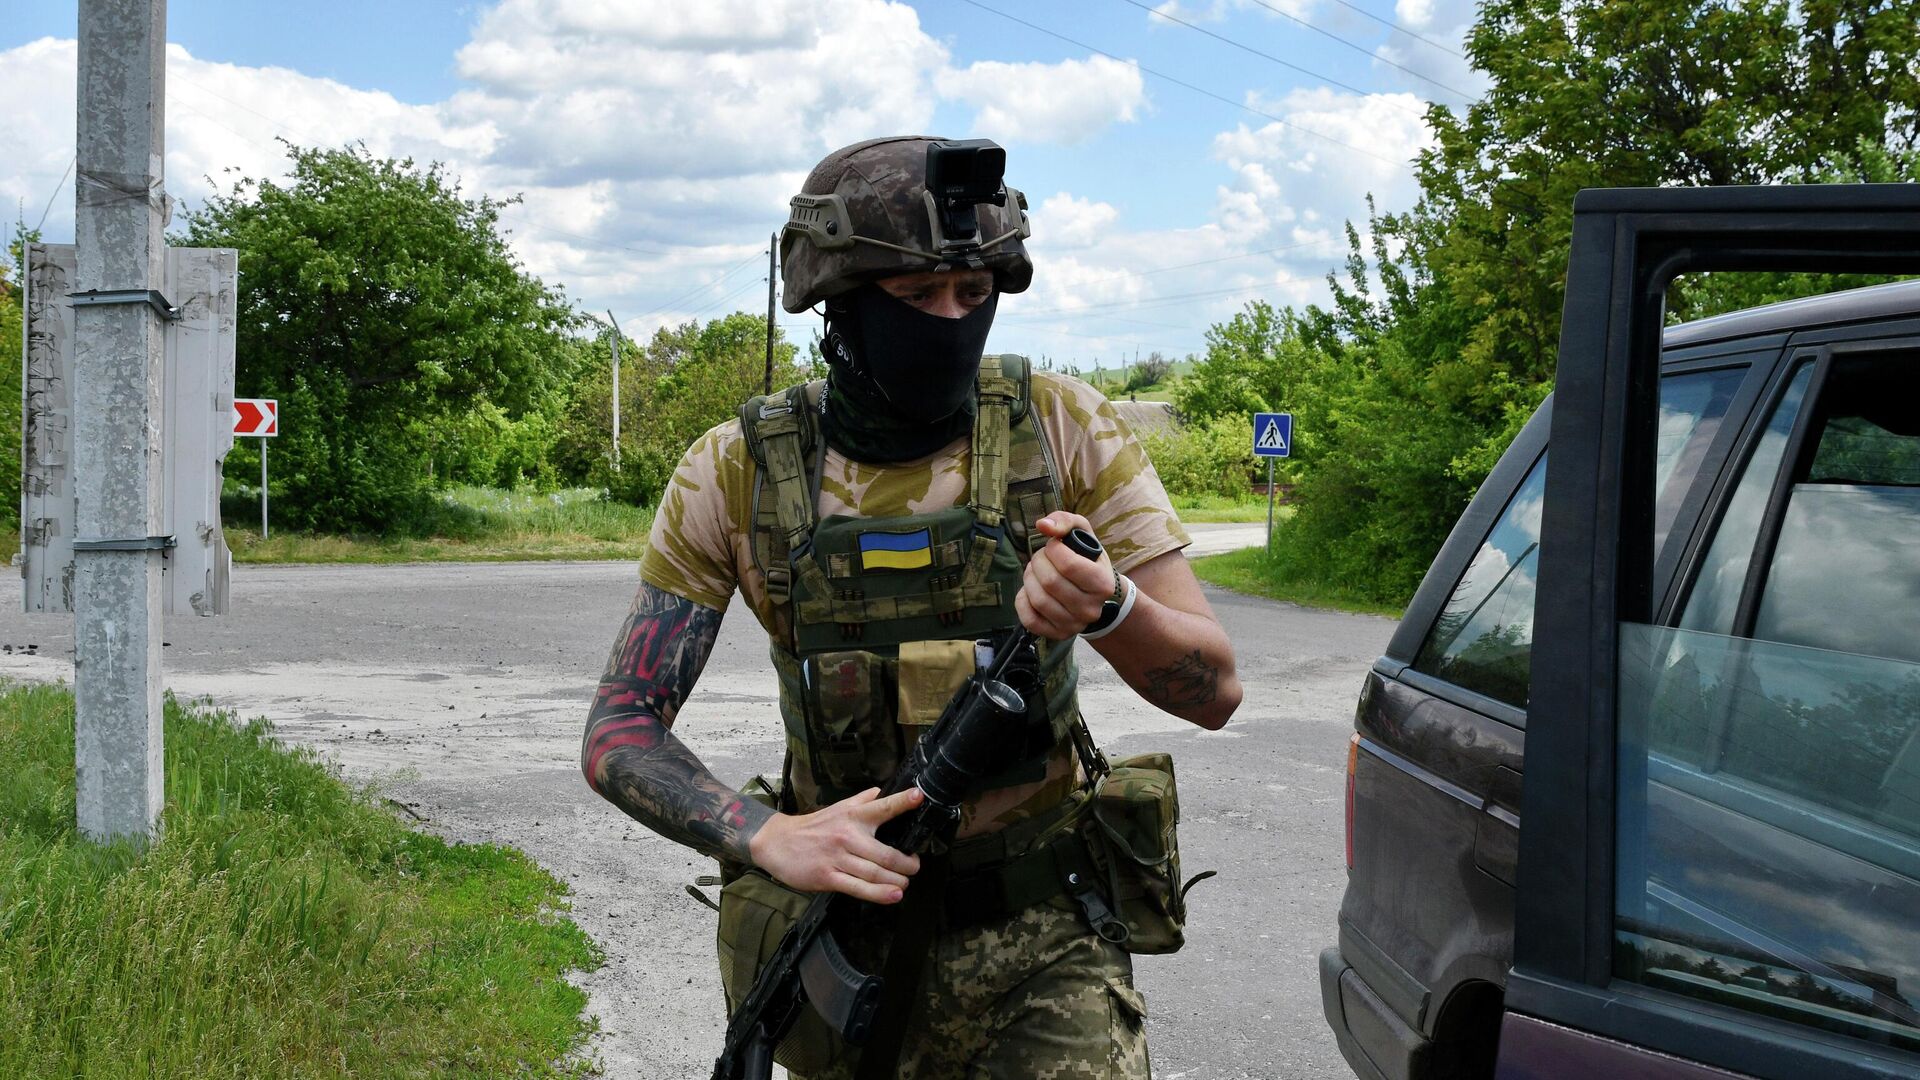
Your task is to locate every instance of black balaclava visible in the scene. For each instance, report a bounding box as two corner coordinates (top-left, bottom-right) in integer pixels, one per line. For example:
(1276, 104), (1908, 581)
(820, 282), (999, 463)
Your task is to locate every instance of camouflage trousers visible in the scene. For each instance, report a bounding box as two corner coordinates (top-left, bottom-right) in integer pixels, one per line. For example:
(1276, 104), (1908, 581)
(794, 896), (1151, 1080)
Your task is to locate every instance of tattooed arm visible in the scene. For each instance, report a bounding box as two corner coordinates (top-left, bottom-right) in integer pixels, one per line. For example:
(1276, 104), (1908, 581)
(581, 583), (771, 861)
(583, 582), (926, 902)
(1017, 514), (1241, 730)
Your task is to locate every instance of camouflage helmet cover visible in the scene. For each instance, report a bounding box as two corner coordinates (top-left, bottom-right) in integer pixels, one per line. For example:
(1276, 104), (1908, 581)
(779, 135), (1034, 314)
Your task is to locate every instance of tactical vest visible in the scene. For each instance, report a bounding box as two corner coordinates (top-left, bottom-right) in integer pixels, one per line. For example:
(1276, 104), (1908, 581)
(740, 356), (1083, 815)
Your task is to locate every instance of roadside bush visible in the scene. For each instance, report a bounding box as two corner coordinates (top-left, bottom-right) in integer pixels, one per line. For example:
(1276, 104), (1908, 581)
(1139, 415), (1265, 501)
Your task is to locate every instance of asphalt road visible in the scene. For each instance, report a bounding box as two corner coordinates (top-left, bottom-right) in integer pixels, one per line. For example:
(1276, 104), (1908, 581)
(0, 523), (1392, 1079)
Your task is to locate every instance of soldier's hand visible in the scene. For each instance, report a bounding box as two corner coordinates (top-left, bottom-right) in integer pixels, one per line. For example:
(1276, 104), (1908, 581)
(747, 786), (925, 903)
(1018, 513), (1117, 640)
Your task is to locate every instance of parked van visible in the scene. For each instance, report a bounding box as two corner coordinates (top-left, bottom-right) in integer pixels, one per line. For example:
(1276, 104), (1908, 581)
(1320, 186), (1920, 1080)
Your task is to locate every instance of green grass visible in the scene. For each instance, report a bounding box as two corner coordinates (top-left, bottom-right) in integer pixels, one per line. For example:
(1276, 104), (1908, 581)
(1173, 494), (1274, 523)
(1191, 543), (1407, 618)
(230, 486), (652, 564)
(0, 683), (601, 1079)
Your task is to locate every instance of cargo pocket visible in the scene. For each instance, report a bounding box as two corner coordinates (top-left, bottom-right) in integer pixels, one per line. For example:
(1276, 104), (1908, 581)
(805, 650), (901, 794)
(896, 639), (977, 730)
(1105, 977), (1150, 1079)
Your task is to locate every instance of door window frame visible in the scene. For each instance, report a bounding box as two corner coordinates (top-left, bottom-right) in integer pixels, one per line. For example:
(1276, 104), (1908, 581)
(1510, 185), (1920, 1080)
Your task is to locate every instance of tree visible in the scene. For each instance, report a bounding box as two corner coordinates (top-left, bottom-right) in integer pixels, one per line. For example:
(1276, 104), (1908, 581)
(1235, 0), (1920, 604)
(556, 311), (805, 506)
(1122, 351), (1174, 393)
(178, 142), (583, 532)
(1175, 301), (1299, 421)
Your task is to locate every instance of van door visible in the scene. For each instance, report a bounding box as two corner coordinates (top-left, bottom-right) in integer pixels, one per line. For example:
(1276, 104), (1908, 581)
(1495, 185), (1920, 1080)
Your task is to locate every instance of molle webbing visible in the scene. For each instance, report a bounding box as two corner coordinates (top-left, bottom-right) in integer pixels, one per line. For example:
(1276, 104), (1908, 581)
(742, 357), (1061, 644)
(742, 356), (1078, 810)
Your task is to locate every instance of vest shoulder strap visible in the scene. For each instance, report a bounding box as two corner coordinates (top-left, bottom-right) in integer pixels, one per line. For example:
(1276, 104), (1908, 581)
(741, 380), (825, 552)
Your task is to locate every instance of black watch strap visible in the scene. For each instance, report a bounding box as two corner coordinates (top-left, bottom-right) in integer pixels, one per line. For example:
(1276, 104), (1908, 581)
(1084, 570), (1127, 634)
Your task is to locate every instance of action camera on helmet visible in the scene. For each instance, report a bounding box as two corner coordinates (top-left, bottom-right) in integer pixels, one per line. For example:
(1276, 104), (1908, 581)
(778, 135), (1034, 312)
(923, 139), (1008, 252)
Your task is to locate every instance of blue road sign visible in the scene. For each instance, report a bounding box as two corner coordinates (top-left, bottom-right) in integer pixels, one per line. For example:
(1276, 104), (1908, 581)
(1253, 412), (1292, 458)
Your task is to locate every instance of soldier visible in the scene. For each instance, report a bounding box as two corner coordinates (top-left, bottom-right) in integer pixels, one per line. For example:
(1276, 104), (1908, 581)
(582, 136), (1241, 1078)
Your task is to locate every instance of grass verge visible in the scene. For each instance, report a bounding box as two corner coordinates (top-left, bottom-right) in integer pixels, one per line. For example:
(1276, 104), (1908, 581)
(1173, 494), (1274, 524)
(1191, 543), (1407, 618)
(229, 486), (651, 564)
(0, 683), (601, 1078)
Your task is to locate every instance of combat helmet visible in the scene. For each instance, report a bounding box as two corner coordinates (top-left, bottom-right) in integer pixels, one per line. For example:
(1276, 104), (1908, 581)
(780, 136), (1033, 314)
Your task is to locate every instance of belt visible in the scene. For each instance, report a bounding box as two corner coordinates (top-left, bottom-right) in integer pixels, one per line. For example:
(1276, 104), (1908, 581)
(941, 795), (1129, 943)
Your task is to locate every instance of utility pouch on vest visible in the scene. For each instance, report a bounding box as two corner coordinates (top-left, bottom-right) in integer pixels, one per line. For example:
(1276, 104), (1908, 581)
(799, 651), (902, 796)
(1084, 752), (1214, 955)
(713, 774), (851, 1074)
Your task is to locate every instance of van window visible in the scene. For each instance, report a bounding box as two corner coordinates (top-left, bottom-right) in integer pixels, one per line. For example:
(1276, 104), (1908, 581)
(1413, 453), (1546, 706)
(1415, 367), (1745, 707)
(1618, 350), (1920, 1054)
(1679, 366), (1815, 636)
(1751, 355), (1920, 663)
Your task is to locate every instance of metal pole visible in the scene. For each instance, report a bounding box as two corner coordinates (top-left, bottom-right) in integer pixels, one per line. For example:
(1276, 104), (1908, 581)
(260, 436), (268, 539)
(1265, 458), (1276, 548)
(764, 233), (776, 395)
(72, 0), (168, 842)
(605, 310), (622, 473)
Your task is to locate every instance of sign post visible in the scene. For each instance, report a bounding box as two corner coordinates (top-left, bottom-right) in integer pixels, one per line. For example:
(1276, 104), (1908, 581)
(233, 398), (279, 537)
(1252, 411), (1293, 548)
(25, 243), (238, 619)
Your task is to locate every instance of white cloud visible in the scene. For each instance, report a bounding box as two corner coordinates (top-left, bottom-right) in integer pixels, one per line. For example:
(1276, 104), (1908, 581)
(0, 38), (491, 242)
(1397, 0), (1438, 26)
(1035, 193), (1121, 248)
(941, 56), (1146, 145)
(0, 2), (1454, 364)
(450, 0), (948, 186)
(1376, 0), (1483, 101)
(1212, 87), (1433, 237)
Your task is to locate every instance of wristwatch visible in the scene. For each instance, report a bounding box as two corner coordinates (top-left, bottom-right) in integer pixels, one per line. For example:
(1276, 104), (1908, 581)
(1081, 570), (1137, 640)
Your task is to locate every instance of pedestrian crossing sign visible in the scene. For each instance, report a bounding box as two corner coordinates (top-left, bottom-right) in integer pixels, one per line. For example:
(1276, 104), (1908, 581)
(1253, 412), (1292, 458)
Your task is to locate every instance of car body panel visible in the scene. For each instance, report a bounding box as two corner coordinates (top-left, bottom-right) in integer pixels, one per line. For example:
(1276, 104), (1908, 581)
(1322, 185), (1920, 1080)
(1494, 1014), (1749, 1080)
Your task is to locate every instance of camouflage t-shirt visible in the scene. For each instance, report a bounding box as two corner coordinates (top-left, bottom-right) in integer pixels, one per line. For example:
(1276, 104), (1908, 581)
(640, 371), (1192, 628)
(639, 371), (1190, 833)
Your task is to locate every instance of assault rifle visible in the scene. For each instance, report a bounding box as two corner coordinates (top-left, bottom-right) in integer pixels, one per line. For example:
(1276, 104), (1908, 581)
(710, 528), (1105, 1080)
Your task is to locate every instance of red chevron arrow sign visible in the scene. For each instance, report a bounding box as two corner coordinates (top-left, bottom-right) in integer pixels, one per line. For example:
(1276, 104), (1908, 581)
(232, 398), (278, 437)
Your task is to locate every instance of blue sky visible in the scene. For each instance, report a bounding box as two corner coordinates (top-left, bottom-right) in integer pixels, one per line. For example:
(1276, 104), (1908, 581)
(2, 0), (1482, 367)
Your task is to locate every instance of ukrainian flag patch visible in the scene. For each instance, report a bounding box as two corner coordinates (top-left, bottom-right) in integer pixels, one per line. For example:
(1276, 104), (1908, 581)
(859, 528), (934, 571)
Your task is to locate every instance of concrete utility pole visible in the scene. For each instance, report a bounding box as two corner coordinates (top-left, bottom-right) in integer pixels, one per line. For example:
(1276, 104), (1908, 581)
(605, 310), (623, 472)
(763, 233), (776, 395)
(71, 0), (169, 842)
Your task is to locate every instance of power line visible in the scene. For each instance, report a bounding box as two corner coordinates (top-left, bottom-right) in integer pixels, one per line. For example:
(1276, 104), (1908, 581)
(630, 249), (767, 325)
(33, 155), (76, 232)
(684, 274), (769, 322)
(1000, 309), (1200, 331)
(170, 76), (680, 260)
(1118, 0), (1433, 114)
(955, 0), (1413, 171)
(168, 76), (778, 329)
(1235, 0), (1475, 99)
(1006, 279), (1303, 318)
(1324, 0), (1463, 59)
(1039, 236), (1343, 292)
